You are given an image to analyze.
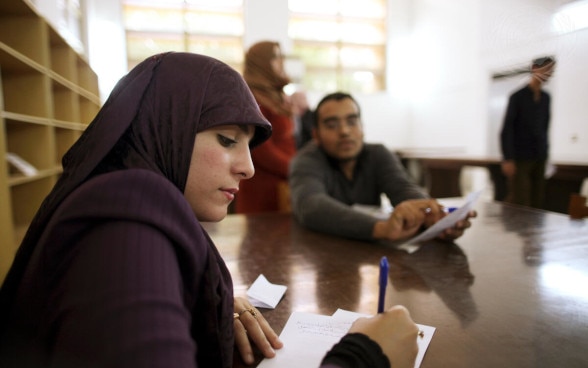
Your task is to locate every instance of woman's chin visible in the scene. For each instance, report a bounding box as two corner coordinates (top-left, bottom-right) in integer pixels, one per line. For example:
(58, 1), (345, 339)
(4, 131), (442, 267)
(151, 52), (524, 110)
(196, 208), (228, 223)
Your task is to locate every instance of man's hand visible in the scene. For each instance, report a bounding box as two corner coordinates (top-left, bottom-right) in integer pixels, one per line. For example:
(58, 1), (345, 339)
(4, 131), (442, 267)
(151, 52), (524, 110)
(436, 210), (477, 241)
(372, 199), (477, 242)
(373, 199), (444, 241)
(501, 160), (516, 177)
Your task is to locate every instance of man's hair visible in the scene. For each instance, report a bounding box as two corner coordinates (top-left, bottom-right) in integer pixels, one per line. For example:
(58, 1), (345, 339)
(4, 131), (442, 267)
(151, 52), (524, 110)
(313, 92), (361, 127)
(532, 56), (556, 68)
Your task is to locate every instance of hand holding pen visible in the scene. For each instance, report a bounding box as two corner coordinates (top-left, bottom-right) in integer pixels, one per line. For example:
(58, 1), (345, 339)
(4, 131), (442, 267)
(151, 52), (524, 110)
(347, 258), (421, 368)
(377, 256), (425, 338)
(349, 305), (419, 368)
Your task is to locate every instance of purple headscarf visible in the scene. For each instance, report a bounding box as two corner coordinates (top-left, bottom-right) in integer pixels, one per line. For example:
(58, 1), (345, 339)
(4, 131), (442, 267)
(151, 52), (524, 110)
(0, 52), (272, 326)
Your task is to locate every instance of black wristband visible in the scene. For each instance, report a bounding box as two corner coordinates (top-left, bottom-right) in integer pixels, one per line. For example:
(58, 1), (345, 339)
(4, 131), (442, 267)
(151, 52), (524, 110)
(320, 333), (390, 368)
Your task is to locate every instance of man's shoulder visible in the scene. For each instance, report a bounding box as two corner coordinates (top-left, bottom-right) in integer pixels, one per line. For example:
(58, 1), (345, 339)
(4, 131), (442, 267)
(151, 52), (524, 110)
(362, 143), (392, 157)
(363, 143), (387, 151)
(294, 142), (322, 159)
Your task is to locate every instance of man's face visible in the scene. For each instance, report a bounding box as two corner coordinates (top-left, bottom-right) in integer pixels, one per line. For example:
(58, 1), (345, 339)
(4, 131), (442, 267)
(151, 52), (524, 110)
(313, 97), (364, 162)
(532, 61), (556, 83)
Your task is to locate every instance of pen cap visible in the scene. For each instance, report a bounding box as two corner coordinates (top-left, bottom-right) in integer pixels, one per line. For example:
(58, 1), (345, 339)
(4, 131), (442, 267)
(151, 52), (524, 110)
(379, 256), (389, 285)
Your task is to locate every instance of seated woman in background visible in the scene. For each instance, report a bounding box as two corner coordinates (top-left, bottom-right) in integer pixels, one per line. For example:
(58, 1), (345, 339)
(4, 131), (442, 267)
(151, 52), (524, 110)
(235, 41), (297, 213)
(0, 52), (419, 368)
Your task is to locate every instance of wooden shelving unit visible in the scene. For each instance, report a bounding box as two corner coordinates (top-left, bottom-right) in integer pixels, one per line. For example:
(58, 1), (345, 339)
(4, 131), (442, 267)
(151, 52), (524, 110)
(0, 0), (100, 282)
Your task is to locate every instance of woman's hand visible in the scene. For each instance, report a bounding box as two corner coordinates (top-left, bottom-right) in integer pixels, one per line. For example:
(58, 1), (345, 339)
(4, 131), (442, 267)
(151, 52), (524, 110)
(233, 296), (283, 365)
(349, 305), (419, 368)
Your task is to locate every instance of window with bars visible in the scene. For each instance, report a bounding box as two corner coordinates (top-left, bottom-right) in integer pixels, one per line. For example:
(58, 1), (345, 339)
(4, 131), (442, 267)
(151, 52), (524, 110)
(288, 0), (387, 94)
(123, 0), (244, 71)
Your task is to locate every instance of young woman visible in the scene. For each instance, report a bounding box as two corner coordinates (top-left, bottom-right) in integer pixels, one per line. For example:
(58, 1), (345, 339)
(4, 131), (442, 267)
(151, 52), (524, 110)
(235, 41), (297, 213)
(0, 52), (418, 368)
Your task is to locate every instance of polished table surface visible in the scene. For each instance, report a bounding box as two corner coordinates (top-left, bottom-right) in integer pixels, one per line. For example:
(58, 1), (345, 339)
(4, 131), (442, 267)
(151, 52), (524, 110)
(203, 200), (588, 367)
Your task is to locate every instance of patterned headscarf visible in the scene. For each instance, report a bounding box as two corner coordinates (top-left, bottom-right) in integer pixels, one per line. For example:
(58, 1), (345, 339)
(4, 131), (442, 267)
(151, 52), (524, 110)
(0, 52), (272, 324)
(243, 41), (293, 116)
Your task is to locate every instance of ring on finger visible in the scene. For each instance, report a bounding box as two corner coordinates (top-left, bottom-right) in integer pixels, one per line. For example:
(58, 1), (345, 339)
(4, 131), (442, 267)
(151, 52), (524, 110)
(238, 307), (258, 318)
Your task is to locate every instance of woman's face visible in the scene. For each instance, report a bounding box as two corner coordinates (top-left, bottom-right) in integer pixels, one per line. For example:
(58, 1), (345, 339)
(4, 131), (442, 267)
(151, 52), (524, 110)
(184, 124), (255, 222)
(270, 45), (286, 78)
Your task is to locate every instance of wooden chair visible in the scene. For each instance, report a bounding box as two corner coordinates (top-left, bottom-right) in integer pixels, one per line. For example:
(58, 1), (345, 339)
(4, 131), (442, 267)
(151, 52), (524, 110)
(568, 193), (588, 219)
(277, 181), (292, 213)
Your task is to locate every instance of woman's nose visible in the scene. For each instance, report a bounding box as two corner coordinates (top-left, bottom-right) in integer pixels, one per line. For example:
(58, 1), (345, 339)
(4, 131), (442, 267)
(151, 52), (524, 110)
(236, 149), (255, 179)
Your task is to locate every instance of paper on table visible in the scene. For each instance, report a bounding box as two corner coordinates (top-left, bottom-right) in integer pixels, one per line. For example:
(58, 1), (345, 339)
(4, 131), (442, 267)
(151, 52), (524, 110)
(246, 274), (287, 309)
(258, 309), (435, 368)
(398, 189), (483, 253)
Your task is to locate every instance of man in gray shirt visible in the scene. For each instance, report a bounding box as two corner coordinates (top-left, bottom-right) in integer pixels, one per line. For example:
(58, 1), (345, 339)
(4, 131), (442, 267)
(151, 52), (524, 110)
(289, 92), (475, 242)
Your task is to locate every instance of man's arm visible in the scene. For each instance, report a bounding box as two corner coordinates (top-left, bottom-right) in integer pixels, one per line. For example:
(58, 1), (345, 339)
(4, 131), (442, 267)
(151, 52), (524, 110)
(500, 93), (518, 161)
(373, 145), (428, 205)
(500, 93), (519, 177)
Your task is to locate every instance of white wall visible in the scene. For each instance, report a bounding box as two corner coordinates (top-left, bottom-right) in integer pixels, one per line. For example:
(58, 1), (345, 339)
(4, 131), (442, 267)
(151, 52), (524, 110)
(36, 0), (588, 162)
(244, 0), (290, 51)
(85, 0), (127, 102)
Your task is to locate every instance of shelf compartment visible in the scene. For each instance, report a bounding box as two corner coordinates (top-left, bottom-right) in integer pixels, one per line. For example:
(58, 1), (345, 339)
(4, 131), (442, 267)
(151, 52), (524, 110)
(0, 16), (49, 68)
(1, 70), (52, 117)
(7, 166), (62, 186)
(5, 118), (55, 171)
(10, 175), (55, 233)
(55, 127), (81, 164)
(50, 28), (78, 84)
(53, 82), (80, 122)
(79, 95), (99, 124)
(77, 58), (99, 95)
(0, 42), (46, 75)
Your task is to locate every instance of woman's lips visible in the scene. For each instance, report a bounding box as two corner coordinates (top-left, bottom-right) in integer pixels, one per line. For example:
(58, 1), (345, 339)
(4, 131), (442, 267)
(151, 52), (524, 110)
(221, 188), (238, 201)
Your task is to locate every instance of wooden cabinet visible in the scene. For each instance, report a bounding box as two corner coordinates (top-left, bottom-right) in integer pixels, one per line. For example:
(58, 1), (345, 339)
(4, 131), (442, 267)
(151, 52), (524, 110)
(1, 0), (100, 282)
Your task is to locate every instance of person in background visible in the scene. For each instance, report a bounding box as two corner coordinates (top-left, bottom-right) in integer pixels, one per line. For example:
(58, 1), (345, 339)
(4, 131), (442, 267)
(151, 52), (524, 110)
(235, 41), (296, 213)
(289, 92), (476, 242)
(0, 53), (420, 368)
(500, 56), (556, 209)
(290, 90), (315, 149)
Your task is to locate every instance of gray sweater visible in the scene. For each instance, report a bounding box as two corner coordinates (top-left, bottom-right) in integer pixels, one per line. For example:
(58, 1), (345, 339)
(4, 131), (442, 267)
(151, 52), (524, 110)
(289, 142), (428, 241)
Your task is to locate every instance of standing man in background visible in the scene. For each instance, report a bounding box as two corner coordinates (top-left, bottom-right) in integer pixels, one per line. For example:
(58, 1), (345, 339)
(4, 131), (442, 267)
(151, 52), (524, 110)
(500, 56), (556, 209)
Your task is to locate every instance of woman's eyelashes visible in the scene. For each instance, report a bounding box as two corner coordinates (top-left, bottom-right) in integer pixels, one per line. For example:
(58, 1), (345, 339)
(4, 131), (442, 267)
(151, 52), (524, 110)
(217, 134), (237, 147)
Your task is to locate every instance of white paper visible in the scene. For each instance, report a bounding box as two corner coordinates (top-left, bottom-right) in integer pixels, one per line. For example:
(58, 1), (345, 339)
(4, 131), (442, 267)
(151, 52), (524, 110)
(258, 310), (435, 368)
(6, 152), (38, 176)
(246, 274), (287, 309)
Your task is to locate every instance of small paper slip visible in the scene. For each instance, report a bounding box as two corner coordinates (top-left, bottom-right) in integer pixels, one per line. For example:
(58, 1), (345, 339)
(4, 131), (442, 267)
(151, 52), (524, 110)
(399, 189), (483, 253)
(258, 309), (435, 368)
(246, 274), (287, 309)
(6, 152), (38, 177)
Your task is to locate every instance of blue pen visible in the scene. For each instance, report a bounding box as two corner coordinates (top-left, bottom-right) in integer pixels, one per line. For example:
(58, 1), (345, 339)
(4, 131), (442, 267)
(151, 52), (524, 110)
(444, 207), (458, 213)
(424, 206), (458, 214)
(378, 256), (389, 313)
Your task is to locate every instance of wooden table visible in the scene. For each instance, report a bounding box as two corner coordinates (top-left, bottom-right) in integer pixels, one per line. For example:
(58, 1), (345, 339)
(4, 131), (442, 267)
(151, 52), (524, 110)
(203, 200), (588, 367)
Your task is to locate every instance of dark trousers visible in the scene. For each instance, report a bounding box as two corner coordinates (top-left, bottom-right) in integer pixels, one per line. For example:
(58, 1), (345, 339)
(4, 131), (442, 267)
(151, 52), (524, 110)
(507, 160), (546, 209)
